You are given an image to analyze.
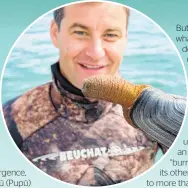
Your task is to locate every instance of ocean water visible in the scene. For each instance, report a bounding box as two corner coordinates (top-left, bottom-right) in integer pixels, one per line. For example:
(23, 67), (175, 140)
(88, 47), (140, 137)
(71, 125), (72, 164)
(1, 10), (187, 162)
(2, 11), (186, 103)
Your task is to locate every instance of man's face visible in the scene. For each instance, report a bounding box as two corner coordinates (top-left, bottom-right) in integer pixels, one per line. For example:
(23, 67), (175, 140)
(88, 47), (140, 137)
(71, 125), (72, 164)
(51, 3), (128, 89)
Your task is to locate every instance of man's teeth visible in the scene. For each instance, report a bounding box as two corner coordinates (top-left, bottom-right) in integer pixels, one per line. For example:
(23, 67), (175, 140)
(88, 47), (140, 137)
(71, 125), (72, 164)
(82, 64), (104, 69)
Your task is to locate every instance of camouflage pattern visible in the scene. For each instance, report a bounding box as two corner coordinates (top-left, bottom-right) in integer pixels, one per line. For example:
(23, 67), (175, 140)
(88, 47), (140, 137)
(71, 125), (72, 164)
(3, 81), (158, 186)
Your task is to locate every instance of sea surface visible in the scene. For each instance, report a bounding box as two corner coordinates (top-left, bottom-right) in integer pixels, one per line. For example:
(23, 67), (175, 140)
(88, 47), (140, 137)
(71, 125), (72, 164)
(1, 10), (187, 162)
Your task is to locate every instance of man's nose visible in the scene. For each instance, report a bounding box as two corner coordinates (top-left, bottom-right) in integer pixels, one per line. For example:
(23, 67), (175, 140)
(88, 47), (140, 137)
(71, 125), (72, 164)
(85, 39), (105, 61)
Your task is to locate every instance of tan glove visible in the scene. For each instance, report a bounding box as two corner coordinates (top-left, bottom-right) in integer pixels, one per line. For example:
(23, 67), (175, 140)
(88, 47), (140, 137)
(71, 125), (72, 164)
(82, 75), (150, 127)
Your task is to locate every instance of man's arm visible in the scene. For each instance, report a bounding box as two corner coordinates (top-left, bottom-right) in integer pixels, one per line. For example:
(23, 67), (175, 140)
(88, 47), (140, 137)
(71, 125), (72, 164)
(3, 97), (23, 148)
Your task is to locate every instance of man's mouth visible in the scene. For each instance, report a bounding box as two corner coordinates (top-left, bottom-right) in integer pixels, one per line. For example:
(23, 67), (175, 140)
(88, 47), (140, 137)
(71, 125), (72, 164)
(79, 63), (106, 70)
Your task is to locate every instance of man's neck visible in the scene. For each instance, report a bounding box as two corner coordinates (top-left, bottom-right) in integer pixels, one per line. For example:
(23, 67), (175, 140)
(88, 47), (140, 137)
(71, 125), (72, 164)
(51, 62), (84, 97)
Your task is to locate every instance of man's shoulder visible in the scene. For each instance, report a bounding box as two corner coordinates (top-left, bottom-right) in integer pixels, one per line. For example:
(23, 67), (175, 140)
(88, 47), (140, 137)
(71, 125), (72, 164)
(2, 82), (59, 140)
(3, 82), (51, 115)
(9, 82), (52, 110)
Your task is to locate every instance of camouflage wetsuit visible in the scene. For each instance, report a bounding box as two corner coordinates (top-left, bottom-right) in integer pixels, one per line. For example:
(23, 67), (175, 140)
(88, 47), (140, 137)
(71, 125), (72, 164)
(3, 63), (159, 186)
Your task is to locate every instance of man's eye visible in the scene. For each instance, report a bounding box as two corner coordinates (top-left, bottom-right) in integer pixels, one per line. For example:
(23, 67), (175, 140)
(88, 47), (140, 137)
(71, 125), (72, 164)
(103, 33), (119, 42)
(104, 33), (118, 37)
(73, 31), (88, 36)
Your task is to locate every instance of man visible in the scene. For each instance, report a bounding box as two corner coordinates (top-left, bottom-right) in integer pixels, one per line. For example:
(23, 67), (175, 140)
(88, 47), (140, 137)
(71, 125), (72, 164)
(2, 2), (182, 186)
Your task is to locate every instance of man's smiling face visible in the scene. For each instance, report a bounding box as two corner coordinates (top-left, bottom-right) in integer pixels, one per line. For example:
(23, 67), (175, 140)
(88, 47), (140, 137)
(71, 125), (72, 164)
(50, 2), (128, 89)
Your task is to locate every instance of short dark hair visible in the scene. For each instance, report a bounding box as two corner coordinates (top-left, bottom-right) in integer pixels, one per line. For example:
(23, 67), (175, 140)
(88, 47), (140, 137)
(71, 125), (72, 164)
(54, 4), (130, 29)
(54, 7), (64, 29)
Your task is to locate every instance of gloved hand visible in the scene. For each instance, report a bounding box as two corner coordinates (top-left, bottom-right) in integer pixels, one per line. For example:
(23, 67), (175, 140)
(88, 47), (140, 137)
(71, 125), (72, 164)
(82, 75), (186, 148)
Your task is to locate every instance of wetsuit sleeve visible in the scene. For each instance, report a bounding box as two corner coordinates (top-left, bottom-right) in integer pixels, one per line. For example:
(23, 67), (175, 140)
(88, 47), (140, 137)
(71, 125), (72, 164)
(2, 97), (23, 148)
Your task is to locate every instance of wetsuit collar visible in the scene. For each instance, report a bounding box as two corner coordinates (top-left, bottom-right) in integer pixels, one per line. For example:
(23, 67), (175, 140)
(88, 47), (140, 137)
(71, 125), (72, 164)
(51, 62), (84, 97)
(50, 62), (114, 123)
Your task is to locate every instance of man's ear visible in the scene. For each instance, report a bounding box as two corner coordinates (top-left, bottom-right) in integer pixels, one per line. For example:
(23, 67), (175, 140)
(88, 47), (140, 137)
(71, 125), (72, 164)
(124, 30), (128, 49)
(50, 20), (59, 48)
